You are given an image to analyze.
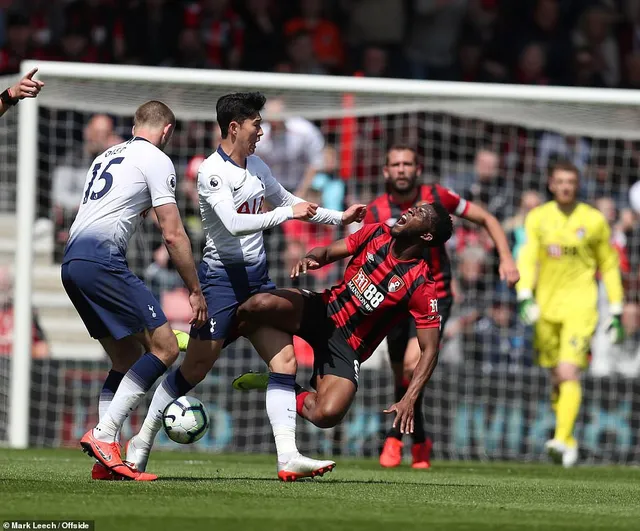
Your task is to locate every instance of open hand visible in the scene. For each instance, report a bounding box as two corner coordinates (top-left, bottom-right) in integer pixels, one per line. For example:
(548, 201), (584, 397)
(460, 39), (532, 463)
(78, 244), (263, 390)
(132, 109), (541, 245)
(291, 255), (321, 278)
(384, 399), (414, 434)
(499, 257), (520, 287)
(341, 204), (367, 225)
(189, 290), (208, 329)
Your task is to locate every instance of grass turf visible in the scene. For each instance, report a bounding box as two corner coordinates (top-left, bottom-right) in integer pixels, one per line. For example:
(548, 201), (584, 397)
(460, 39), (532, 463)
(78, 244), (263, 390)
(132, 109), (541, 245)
(1, 449), (639, 531)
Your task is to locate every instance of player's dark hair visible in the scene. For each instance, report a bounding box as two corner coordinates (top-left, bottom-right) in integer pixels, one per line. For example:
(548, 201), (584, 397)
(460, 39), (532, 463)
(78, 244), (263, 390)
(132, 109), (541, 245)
(385, 144), (418, 165)
(134, 100), (175, 129)
(216, 92), (266, 139)
(549, 159), (580, 180)
(430, 202), (454, 247)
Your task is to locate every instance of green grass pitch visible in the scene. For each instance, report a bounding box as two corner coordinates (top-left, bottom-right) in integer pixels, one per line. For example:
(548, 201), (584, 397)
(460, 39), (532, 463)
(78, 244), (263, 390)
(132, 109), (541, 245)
(1, 449), (640, 531)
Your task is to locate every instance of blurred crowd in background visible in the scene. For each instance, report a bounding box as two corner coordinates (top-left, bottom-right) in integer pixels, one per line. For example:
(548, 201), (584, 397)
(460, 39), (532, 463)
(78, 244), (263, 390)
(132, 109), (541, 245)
(1, 0), (640, 376)
(3, 0), (640, 88)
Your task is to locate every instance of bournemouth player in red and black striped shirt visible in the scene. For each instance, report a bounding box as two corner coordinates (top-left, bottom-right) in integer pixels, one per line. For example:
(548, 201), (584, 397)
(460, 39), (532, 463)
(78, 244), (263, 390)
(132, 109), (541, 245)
(233, 201), (454, 436)
(368, 145), (520, 469)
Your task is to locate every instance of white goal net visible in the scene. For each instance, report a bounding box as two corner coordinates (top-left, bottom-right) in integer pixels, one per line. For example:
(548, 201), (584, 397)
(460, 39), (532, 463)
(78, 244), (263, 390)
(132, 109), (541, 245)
(2, 62), (640, 464)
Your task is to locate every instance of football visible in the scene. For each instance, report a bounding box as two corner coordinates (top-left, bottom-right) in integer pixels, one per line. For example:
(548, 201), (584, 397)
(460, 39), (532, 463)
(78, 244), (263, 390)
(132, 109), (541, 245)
(162, 396), (210, 444)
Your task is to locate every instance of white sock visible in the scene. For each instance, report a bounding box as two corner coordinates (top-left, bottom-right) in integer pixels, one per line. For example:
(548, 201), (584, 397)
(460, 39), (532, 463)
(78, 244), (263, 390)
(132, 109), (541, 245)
(93, 353), (166, 443)
(136, 379), (176, 448)
(267, 373), (299, 465)
(137, 368), (194, 448)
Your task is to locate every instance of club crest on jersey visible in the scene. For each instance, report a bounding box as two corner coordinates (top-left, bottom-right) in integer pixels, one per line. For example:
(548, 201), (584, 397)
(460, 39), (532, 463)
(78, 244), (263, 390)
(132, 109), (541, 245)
(366, 252), (375, 263)
(388, 275), (405, 293)
(576, 227), (585, 239)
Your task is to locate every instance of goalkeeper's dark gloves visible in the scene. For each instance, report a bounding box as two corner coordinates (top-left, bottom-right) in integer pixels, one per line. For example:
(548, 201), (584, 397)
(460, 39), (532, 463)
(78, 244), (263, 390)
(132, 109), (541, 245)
(517, 290), (540, 325)
(607, 304), (625, 345)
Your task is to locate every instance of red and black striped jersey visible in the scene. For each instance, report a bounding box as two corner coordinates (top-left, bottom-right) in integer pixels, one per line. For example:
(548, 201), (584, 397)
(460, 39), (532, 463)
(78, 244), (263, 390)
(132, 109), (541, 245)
(363, 184), (468, 299)
(322, 223), (440, 363)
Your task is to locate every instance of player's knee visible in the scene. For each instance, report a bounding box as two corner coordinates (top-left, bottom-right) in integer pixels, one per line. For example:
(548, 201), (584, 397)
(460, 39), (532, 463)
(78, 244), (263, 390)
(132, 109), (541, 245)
(269, 349), (297, 375)
(313, 401), (346, 429)
(238, 293), (274, 317)
(555, 363), (580, 382)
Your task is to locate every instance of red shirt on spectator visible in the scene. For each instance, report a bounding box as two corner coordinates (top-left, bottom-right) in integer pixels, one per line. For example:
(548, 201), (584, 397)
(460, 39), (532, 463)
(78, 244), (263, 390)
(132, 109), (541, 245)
(184, 2), (244, 69)
(285, 17), (344, 70)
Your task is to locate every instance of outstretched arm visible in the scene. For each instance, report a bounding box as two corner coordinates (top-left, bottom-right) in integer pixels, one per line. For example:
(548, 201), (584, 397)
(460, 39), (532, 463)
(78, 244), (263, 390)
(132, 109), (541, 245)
(265, 171), (365, 226)
(384, 327), (439, 434)
(290, 239), (352, 277)
(461, 201), (520, 286)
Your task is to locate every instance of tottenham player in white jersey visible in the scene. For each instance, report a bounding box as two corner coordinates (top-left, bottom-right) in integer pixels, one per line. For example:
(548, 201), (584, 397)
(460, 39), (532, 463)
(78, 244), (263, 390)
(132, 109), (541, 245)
(62, 101), (207, 481)
(125, 92), (366, 480)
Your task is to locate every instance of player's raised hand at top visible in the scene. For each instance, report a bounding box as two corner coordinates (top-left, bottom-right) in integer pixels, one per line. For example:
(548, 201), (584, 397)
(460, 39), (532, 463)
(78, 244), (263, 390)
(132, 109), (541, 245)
(499, 256), (520, 287)
(11, 68), (44, 100)
(341, 204), (367, 225)
(292, 201), (318, 220)
(188, 290), (208, 329)
(384, 399), (415, 435)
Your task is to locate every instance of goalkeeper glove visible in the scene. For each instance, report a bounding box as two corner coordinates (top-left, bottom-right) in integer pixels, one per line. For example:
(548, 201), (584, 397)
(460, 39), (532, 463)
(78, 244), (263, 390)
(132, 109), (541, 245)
(517, 290), (540, 325)
(606, 311), (625, 345)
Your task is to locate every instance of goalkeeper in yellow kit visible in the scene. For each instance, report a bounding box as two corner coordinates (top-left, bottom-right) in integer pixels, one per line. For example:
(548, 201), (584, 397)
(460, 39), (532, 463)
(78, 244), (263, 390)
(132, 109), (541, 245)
(516, 160), (624, 468)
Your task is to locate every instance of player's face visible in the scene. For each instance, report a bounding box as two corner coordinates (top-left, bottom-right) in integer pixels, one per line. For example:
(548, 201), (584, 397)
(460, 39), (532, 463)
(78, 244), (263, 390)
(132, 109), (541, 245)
(549, 169), (579, 205)
(390, 203), (435, 242)
(383, 149), (420, 193)
(232, 114), (263, 155)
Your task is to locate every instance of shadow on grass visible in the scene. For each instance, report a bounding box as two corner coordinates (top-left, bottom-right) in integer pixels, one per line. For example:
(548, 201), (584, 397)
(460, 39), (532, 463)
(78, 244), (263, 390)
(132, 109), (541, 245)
(159, 476), (482, 487)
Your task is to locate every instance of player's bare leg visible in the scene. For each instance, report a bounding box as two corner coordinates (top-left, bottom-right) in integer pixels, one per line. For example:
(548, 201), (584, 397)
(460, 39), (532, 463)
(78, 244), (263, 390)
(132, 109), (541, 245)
(402, 338), (432, 468)
(126, 337), (224, 472)
(81, 326), (178, 481)
(546, 362), (581, 468)
(296, 374), (356, 429)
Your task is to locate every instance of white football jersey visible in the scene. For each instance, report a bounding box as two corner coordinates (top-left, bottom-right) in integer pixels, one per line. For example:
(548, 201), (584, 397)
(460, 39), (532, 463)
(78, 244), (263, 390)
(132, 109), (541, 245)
(198, 147), (292, 270)
(64, 137), (177, 265)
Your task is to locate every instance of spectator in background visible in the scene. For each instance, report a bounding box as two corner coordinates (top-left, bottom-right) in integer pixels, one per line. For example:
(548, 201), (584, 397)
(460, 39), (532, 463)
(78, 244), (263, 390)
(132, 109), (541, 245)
(357, 45), (391, 78)
(276, 30), (326, 75)
(572, 45), (608, 87)
(285, 0), (344, 73)
(463, 283), (532, 373)
(405, 0), (468, 80)
(124, 0), (183, 66)
(341, 0), (406, 75)
(254, 96), (325, 194)
(537, 133), (590, 176)
(573, 3), (619, 87)
(455, 148), (509, 219)
(515, 42), (550, 85)
(0, 12), (35, 74)
(455, 244), (490, 309)
(184, 0), (244, 70)
(164, 27), (209, 68)
(51, 29), (99, 63)
(0, 267), (49, 358)
(305, 146), (346, 211)
(240, 0), (283, 72)
(622, 52), (640, 89)
(503, 190), (543, 260)
(583, 158), (628, 207)
(52, 114), (121, 260)
(62, 0), (118, 63)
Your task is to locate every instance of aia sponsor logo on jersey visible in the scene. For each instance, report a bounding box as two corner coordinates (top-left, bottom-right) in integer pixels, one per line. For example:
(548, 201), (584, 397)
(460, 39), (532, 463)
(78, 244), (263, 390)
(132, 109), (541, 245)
(388, 275), (405, 293)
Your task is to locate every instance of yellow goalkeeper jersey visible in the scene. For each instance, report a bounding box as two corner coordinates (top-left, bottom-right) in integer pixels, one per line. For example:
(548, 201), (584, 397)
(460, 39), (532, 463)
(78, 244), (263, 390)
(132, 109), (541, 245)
(516, 201), (623, 322)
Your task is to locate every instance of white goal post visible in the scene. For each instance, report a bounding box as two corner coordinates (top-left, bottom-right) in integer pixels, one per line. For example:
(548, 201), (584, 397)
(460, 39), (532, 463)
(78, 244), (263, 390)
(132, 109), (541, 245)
(8, 60), (640, 458)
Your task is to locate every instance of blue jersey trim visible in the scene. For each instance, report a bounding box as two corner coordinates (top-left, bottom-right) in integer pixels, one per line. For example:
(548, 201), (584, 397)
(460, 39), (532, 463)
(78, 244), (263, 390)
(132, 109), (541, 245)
(216, 145), (245, 169)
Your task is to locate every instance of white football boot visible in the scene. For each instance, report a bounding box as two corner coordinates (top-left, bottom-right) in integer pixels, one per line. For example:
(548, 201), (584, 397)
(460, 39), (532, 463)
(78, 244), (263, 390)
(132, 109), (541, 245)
(544, 439), (566, 465)
(562, 442), (579, 468)
(125, 436), (151, 473)
(277, 453), (336, 482)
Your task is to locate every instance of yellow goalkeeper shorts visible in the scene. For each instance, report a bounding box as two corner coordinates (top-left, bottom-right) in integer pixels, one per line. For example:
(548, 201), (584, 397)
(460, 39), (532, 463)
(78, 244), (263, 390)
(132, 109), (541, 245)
(533, 314), (598, 369)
